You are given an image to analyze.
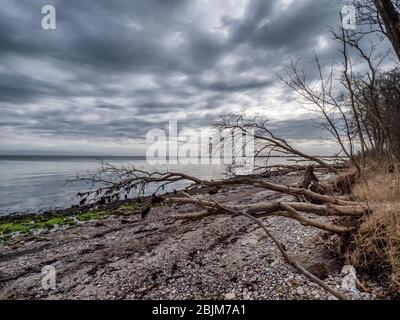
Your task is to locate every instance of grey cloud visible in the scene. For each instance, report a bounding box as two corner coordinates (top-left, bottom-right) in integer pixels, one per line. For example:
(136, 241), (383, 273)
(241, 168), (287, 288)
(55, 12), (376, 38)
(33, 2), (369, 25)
(0, 0), (361, 154)
(268, 117), (330, 140)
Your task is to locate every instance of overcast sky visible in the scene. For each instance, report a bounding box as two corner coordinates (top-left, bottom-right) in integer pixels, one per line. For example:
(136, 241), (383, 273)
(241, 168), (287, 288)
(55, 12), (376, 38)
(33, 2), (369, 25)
(0, 0), (354, 155)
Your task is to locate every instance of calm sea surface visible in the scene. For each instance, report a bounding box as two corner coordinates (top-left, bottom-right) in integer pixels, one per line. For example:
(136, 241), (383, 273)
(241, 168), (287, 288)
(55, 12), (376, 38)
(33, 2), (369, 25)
(0, 155), (299, 216)
(0, 155), (229, 216)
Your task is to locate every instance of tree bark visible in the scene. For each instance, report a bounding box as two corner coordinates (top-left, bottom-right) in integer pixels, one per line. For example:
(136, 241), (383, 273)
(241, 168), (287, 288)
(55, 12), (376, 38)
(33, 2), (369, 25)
(373, 0), (400, 61)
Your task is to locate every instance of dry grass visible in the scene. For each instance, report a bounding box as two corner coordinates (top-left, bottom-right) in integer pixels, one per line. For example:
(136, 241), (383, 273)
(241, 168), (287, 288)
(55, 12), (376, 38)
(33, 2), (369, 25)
(348, 163), (400, 295)
(353, 170), (399, 203)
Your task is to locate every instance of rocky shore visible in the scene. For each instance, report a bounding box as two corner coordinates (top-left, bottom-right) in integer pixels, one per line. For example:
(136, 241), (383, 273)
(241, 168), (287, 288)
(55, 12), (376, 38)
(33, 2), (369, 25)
(0, 173), (385, 300)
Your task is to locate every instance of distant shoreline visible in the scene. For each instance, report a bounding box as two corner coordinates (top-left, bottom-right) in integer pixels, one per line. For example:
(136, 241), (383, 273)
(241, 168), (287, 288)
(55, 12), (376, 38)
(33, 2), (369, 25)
(0, 155), (147, 161)
(0, 154), (341, 160)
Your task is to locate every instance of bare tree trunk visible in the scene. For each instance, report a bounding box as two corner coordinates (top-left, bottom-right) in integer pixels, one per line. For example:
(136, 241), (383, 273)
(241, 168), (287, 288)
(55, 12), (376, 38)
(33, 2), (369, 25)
(373, 0), (400, 61)
(340, 26), (367, 168)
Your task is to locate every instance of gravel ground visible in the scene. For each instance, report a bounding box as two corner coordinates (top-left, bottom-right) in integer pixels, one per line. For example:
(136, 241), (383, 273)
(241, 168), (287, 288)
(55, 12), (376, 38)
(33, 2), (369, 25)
(0, 174), (385, 300)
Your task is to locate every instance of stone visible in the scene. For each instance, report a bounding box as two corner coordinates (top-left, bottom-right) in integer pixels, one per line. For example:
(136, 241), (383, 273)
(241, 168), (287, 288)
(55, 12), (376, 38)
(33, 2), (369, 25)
(224, 292), (236, 300)
(296, 287), (305, 295)
(341, 265), (360, 294)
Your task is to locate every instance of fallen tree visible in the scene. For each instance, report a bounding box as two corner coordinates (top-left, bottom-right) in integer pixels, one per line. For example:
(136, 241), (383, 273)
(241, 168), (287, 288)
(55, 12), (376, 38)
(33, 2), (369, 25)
(75, 145), (368, 300)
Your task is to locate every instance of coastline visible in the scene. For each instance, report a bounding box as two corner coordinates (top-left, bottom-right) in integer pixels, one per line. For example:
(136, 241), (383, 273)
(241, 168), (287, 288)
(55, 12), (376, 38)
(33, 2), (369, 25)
(0, 172), (386, 300)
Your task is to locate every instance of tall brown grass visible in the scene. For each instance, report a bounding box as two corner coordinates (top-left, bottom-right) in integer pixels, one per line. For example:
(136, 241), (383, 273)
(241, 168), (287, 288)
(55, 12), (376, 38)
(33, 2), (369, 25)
(348, 161), (400, 295)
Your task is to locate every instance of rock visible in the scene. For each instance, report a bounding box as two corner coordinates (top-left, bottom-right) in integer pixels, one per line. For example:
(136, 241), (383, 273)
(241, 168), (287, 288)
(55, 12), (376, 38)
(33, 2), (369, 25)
(296, 287), (305, 295)
(224, 292), (236, 300)
(305, 262), (328, 280)
(341, 265), (360, 294)
(312, 289), (321, 299)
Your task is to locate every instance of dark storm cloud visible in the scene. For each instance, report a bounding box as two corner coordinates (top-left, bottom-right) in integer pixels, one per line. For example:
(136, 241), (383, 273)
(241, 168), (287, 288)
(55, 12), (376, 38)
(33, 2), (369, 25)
(0, 0), (348, 153)
(232, 0), (335, 49)
(192, 77), (274, 92)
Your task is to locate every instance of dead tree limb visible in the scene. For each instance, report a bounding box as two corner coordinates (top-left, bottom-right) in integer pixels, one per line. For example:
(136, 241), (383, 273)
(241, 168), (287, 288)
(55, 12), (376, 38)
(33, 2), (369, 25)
(74, 163), (352, 207)
(278, 203), (356, 234)
(216, 116), (339, 173)
(168, 197), (359, 234)
(254, 181), (358, 206)
(250, 201), (366, 217)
